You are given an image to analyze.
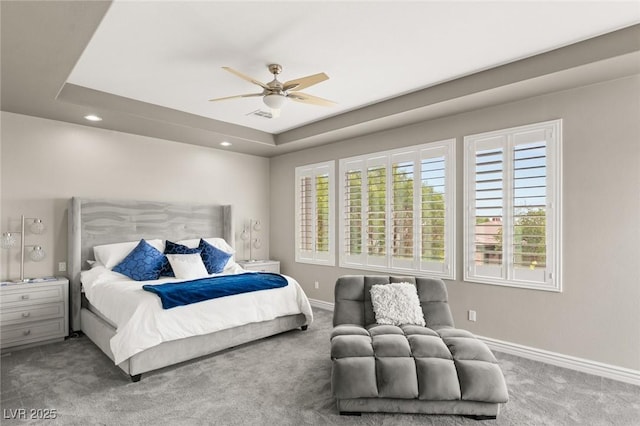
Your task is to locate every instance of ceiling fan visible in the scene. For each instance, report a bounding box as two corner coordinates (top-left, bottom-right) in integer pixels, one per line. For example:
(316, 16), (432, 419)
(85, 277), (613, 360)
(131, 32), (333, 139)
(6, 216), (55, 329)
(209, 64), (336, 117)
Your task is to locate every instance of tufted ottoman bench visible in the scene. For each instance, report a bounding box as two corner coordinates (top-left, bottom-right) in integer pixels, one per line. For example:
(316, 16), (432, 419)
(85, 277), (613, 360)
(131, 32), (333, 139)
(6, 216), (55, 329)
(331, 275), (508, 419)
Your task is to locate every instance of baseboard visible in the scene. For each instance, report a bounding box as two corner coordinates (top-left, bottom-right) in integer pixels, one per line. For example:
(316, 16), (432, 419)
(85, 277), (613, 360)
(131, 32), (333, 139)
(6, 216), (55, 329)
(307, 298), (639, 386)
(478, 335), (640, 387)
(309, 298), (335, 311)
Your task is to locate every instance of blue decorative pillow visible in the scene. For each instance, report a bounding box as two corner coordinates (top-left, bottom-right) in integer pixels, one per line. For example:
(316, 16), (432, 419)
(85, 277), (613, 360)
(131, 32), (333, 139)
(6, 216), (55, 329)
(113, 239), (166, 281)
(199, 239), (232, 274)
(159, 240), (202, 277)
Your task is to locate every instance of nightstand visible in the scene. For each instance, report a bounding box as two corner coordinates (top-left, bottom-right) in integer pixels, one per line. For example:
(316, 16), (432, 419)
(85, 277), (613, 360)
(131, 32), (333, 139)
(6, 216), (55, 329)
(238, 260), (280, 274)
(1, 277), (69, 351)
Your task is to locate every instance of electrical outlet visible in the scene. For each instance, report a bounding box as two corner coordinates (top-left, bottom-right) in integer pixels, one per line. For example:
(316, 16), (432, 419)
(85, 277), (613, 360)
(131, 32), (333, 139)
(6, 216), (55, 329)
(468, 310), (477, 322)
(58, 262), (67, 272)
(314, 281), (319, 289)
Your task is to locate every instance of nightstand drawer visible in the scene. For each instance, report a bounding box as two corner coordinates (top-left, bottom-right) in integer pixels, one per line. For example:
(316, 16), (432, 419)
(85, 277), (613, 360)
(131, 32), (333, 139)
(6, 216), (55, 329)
(0, 278), (69, 351)
(239, 261), (280, 273)
(1, 302), (65, 326)
(251, 264), (280, 273)
(1, 285), (64, 308)
(1, 318), (66, 347)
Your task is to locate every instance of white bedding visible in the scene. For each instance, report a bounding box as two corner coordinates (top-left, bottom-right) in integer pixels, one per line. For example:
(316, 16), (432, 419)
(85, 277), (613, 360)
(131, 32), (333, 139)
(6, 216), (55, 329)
(81, 265), (314, 365)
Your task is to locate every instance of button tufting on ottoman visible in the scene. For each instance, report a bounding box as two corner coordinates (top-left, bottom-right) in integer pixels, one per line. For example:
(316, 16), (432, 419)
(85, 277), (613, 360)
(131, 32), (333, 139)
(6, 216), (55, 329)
(330, 275), (509, 419)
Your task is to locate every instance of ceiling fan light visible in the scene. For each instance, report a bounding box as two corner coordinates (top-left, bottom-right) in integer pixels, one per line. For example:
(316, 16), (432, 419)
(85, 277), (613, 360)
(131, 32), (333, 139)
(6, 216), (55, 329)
(263, 93), (286, 110)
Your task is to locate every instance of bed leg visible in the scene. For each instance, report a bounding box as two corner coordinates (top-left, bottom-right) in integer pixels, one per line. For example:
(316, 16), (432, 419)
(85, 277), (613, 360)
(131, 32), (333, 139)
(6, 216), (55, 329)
(130, 374), (141, 383)
(301, 325), (308, 331)
(68, 330), (83, 339)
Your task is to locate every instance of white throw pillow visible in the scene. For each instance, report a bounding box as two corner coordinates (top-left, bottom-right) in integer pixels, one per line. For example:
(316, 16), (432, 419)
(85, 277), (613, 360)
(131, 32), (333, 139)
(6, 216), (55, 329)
(166, 253), (209, 280)
(177, 237), (239, 272)
(370, 282), (426, 326)
(177, 237), (235, 254)
(93, 239), (163, 270)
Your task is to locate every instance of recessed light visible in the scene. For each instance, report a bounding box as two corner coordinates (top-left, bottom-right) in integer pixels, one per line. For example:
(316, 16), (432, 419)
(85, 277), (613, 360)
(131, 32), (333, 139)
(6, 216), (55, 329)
(84, 114), (102, 122)
(220, 141), (232, 147)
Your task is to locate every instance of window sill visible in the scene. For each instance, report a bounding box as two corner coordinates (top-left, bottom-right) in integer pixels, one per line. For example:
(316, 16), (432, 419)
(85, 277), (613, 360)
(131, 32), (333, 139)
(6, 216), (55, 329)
(295, 258), (336, 267)
(339, 262), (455, 281)
(463, 275), (562, 292)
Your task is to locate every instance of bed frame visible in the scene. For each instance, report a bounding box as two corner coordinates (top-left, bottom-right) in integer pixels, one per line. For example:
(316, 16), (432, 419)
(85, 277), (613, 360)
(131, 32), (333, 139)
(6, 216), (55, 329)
(68, 197), (307, 382)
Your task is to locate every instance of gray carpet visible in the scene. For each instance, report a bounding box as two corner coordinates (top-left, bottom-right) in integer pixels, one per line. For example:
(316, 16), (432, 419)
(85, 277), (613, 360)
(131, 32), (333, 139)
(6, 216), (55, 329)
(1, 308), (639, 425)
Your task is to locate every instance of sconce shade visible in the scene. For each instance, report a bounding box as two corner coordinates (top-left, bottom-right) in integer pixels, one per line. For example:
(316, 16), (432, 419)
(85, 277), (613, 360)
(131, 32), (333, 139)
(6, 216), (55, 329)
(30, 219), (46, 234)
(1, 232), (17, 249)
(29, 245), (46, 262)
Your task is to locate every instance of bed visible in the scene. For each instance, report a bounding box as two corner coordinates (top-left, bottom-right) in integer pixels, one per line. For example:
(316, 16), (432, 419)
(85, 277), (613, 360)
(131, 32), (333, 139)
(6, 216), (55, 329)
(68, 198), (313, 382)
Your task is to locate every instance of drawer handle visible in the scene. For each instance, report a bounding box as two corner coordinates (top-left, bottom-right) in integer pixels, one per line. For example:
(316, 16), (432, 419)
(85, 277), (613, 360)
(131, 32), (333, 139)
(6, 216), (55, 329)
(21, 295), (30, 300)
(22, 312), (31, 318)
(23, 329), (31, 336)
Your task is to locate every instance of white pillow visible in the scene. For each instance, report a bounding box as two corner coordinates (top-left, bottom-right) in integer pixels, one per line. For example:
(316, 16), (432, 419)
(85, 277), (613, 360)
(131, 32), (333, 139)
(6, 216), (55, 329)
(166, 253), (209, 280)
(93, 239), (163, 270)
(370, 282), (426, 326)
(177, 237), (235, 254)
(176, 237), (239, 272)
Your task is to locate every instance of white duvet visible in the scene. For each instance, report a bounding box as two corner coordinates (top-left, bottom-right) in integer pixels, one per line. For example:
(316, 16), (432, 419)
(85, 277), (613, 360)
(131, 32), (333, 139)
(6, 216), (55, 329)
(81, 266), (314, 365)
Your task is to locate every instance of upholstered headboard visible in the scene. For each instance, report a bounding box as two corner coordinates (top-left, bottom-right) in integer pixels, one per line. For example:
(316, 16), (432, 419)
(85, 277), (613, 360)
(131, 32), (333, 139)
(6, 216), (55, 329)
(67, 197), (234, 331)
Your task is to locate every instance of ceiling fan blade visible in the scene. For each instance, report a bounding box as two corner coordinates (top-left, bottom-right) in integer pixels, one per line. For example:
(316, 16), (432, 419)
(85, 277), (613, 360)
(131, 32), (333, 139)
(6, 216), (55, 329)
(288, 92), (336, 107)
(283, 72), (329, 92)
(208, 93), (263, 102)
(222, 67), (269, 90)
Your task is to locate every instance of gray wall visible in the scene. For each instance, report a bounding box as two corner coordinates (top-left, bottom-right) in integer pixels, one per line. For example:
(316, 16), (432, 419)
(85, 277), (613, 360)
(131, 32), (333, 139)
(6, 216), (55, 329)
(0, 112), (271, 280)
(269, 75), (640, 370)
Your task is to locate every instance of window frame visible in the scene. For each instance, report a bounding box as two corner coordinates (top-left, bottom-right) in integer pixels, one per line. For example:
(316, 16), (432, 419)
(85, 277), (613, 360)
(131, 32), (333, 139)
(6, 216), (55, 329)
(463, 119), (562, 292)
(294, 161), (336, 266)
(338, 139), (456, 280)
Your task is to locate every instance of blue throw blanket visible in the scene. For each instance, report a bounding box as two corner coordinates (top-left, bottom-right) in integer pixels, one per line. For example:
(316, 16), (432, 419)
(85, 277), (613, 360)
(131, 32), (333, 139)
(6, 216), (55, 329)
(142, 272), (288, 309)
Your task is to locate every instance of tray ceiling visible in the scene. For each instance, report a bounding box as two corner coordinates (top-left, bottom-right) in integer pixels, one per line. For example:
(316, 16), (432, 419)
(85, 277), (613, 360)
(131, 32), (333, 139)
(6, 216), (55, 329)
(2, 1), (640, 156)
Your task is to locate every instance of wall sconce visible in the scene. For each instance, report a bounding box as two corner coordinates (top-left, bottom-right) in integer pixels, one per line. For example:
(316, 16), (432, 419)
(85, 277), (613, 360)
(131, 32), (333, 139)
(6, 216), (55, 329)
(1, 215), (47, 283)
(240, 219), (262, 262)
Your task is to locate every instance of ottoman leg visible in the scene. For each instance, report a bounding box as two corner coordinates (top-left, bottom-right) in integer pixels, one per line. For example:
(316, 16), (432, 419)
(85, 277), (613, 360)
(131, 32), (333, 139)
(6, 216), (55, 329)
(463, 415), (497, 421)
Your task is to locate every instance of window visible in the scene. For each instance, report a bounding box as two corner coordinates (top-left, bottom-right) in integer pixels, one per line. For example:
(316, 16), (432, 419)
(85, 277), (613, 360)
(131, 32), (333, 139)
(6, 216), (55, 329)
(464, 120), (562, 291)
(339, 139), (455, 279)
(295, 161), (335, 265)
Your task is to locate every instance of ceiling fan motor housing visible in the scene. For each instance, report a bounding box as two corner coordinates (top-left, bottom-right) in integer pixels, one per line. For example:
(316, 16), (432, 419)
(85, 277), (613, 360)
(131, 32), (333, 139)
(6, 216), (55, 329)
(266, 64), (285, 95)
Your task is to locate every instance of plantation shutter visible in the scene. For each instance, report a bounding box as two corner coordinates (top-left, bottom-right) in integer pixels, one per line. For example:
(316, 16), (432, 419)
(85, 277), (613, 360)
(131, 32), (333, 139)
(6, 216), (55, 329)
(339, 139), (455, 279)
(391, 152), (416, 270)
(511, 128), (551, 284)
(342, 159), (365, 266)
(366, 157), (387, 267)
(298, 175), (313, 256)
(464, 120), (561, 291)
(315, 173), (330, 255)
(295, 161), (335, 265)
(420, 145), (452, 275)
(469, 136), (505, 280)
